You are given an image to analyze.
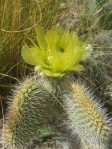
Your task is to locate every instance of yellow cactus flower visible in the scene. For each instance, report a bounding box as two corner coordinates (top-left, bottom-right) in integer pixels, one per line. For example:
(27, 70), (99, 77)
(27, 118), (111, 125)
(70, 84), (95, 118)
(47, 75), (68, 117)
(21, 26), (92, 77)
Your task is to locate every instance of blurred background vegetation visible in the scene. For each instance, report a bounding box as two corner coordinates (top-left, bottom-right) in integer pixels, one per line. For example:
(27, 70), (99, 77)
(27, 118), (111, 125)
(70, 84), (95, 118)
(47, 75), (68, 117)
(0, 0), (112, 95)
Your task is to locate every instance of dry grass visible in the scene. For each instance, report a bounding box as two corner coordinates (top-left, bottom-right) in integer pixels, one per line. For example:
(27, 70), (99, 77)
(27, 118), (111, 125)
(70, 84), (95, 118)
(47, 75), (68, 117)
(0, 0), (62, 93)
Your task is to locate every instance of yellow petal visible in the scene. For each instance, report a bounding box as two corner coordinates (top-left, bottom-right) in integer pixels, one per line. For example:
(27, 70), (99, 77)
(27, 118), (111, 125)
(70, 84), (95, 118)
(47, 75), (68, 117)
(45, 28), (59, 49)
(21, 44), (47, 67)
(42, 68), (65, 77)
(35, 26), (47, 50)
(47, 47), (68, 72)
(71, 64), (86, 71)
(21, 44), (39, 65)
(31, 40), (47, 62)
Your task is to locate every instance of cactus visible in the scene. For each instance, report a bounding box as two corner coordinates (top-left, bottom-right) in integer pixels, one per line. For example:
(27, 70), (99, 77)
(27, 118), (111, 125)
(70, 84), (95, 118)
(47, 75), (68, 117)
(3, 26), (112, 149)
(63, 81), (112, 149)
(4, 76), (57, 149)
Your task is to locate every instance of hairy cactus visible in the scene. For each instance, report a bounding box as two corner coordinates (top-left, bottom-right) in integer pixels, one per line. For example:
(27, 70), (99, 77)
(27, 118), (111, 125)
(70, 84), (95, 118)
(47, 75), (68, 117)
(63, 81), (112, 149)
(4, 77), (57, 149)
(3, 26), (112, 149)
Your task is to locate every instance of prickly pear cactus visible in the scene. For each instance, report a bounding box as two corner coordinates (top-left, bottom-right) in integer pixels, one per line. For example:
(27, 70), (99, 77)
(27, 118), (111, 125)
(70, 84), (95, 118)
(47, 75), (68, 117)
(4, 26), (112, 149)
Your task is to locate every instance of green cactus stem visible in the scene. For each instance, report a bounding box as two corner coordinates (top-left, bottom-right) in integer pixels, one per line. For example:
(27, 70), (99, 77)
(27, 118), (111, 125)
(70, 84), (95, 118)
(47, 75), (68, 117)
(63, 81), (112, 149)
(3, 73), (112, 149)
(4, 77), (56, 149)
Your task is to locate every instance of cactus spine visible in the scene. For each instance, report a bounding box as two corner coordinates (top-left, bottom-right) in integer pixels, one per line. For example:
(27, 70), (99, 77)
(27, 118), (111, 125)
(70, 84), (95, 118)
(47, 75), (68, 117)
(4, 76), (56, 149)
(63, 81), (112, 149)
(4, 74), (112, 149)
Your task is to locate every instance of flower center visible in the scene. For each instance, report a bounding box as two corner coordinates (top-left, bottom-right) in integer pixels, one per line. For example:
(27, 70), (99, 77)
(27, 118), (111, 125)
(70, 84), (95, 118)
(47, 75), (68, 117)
(57, 47), (64, 53)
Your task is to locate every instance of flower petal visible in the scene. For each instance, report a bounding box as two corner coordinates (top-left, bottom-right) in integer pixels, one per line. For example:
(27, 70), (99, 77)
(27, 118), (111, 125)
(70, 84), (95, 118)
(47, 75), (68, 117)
(30, 39), (47, 63)
(21, 44), (47, 67)
(42, 68), (65, 77)
(35, 26), (47, 50)
(70, 64), (86, 71)
(45, 28), (59, 49)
